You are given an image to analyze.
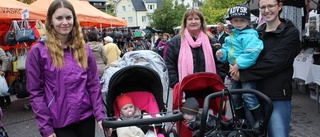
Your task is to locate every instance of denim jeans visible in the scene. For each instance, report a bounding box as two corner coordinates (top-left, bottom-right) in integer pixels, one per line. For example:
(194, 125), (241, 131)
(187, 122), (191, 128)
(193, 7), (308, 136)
(262, 100), (291, 137)
(231, 81), (260, 110)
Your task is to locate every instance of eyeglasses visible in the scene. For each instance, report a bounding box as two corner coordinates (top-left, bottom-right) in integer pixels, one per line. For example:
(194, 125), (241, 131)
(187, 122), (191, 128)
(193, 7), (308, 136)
(259, 3), (278, 11)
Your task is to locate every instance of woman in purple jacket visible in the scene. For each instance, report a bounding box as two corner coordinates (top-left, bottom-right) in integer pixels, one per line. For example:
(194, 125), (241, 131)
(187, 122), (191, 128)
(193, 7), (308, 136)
(25, 1), (105, 137)
(156, 33), (170, 59)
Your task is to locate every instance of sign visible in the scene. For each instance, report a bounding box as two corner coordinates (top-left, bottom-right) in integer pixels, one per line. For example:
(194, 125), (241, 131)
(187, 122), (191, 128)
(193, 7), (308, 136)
(21, 8), (29, 19)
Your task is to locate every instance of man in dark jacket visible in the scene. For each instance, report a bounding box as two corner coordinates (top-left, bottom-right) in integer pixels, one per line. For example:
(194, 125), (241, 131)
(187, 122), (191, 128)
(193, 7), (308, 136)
(215, 22), (229, 82)
(216, 23), (229, 45)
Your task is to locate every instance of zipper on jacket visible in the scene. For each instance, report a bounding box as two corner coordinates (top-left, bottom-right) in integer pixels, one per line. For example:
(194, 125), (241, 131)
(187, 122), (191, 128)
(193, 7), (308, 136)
(47, 92), (56, 108)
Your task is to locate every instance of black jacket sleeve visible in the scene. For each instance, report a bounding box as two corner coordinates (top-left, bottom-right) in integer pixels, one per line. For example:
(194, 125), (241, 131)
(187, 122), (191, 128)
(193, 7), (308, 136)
(165, 35), (180, 88)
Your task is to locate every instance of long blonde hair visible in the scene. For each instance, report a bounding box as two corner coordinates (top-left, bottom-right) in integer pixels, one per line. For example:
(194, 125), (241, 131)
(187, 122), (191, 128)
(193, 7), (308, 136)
(179, 8), (212, 40)
(45, 0), (87, 69)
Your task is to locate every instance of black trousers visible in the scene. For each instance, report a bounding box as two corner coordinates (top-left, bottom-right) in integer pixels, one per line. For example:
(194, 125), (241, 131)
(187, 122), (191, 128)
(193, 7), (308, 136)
(54, 115), (96, 137)
(0, 96), (11, 107)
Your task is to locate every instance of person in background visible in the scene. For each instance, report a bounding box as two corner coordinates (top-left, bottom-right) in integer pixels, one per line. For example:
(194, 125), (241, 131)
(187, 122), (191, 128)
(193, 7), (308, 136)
(155, 33), (170, 59)
(87, 28), (108, 77)
(280, 0), (309, 40)
(104, 36), (121, 65)
(124, 38), (134, 53)
(214, 22), (230, 82)
(25, 1), (106, 137)
(0, 47), (10, 110)
(154, 33), (163, 50)
(231, 0), (301, 136)
(0, 108), (8, 137)
(165, 8), (219, 88)
(225, 25), (233, 34)
(216, 23), (229, 45)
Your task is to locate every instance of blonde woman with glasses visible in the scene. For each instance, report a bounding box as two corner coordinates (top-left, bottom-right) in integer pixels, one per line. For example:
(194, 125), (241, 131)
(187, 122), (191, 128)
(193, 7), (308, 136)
(231, 0), (301, 137)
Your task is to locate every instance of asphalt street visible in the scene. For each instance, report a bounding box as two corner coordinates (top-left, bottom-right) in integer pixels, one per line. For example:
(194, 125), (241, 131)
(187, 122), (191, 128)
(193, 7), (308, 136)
(2, 85), (320, 137)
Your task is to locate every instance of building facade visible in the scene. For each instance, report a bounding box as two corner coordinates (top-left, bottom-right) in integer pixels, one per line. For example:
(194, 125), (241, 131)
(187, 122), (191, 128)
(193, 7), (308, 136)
(114, 0), (203, 27)
(88, 0), (107, 11)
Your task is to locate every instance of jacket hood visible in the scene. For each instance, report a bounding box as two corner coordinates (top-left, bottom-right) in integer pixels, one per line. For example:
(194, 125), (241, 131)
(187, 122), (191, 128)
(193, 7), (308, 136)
(88, 41), (103, 52)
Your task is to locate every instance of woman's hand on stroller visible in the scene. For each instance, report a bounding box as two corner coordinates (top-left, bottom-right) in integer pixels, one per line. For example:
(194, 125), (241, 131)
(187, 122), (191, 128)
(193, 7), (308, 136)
(48, 133), (56, 137)
(98, 120), (103, 131)
(107, 128), (113, 137)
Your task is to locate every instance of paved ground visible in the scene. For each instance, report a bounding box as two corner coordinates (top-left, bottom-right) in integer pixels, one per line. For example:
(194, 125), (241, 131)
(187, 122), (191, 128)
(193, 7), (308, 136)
(2, 85), (320, 137)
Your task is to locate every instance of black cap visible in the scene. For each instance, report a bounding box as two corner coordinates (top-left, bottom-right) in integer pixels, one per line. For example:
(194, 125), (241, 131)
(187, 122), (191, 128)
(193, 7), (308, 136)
(226, 5), (251, 20)
(182, 97), (199, 115)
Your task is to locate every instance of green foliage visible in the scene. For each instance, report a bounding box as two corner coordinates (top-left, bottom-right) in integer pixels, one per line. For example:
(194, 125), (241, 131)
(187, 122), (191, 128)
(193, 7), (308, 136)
(201, 0), (247, 24)
(149, 0), (248, 33)
(106, 4), (115, 16)
(148, 0), (187, 34)
(17, 0), (33, 4)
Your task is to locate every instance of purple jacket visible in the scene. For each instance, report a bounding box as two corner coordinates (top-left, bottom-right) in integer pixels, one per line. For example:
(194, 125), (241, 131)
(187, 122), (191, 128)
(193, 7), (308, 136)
(26, 41), (106, 137)
(156, 40), (168, 59)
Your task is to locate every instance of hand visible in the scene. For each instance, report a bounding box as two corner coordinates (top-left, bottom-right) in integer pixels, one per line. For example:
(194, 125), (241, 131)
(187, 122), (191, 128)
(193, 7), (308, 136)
(107, 128), (113, 137)
(231, 71), (240, 81)
(0, 71), (5, 76)
(98, 120), (103, 132)
(229, 64), (239, 75)
(48, 133), (56, 137)
(214, 43), (221, 49)
(216, 50), (223, 58)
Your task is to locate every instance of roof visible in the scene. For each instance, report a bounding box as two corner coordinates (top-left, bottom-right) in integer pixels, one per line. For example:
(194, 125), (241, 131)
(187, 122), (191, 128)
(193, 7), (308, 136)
(144, 0), (157, 2)
(131, 0), (163, 11)
(88, 0), (106, 2)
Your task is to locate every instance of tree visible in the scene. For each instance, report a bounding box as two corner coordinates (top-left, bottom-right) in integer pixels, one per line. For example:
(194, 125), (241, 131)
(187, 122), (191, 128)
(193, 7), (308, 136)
(148, 0), (188, 34)
(200, 0), (247, 24)
(17, 0), (34, 4)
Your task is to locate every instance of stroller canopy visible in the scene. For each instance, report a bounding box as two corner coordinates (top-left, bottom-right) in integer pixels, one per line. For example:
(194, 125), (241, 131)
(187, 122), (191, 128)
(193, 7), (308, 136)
(106, 66), (166, 117)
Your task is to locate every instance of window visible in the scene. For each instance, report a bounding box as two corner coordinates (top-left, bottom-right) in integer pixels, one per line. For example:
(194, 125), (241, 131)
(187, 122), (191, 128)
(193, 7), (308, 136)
(128, 17), (133, 23)
(122, 6), (126, 12)
(93, 3), (102, 6)
(142, 16), (147, 22)
(148, 4), (154, 10)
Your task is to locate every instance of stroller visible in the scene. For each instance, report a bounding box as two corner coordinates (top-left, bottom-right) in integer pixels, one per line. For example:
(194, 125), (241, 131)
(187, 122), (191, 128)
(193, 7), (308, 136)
(101, 50), (184, 137)
(171, 72), (273, 137)
(170, 72), (227, 137)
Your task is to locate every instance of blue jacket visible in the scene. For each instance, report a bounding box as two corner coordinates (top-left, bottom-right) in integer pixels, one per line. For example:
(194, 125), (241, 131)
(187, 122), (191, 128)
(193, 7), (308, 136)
(26, 41), (106, 137)
(217, 28), (263, 69)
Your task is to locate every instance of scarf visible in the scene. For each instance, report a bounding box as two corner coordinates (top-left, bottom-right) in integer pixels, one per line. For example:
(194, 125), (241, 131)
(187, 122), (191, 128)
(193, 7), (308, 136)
(178, 29), (216, 81)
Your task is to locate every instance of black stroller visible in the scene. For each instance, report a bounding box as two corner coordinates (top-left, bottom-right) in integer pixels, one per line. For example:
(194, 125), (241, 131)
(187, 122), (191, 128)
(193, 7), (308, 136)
(198, 88), (273, 137)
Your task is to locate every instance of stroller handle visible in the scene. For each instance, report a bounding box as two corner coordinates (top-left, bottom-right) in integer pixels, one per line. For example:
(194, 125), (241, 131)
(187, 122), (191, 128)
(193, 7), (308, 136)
(199, 89), (273, 137)
(102, 111), (184, 128)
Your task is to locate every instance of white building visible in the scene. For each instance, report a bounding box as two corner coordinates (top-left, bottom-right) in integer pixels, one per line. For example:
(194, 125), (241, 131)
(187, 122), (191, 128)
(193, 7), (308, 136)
(114, 0), (202, 27)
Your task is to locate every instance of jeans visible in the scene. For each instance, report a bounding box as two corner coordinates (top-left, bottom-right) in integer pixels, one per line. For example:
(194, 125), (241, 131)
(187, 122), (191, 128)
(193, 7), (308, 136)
(231, 81), (260, 110)
(262, 100), (291, 137)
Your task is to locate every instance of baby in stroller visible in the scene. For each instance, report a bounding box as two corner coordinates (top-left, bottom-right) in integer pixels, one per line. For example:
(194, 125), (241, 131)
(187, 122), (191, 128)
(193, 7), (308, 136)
(115, 93), (163, 137)
(182, 97), (220, 136)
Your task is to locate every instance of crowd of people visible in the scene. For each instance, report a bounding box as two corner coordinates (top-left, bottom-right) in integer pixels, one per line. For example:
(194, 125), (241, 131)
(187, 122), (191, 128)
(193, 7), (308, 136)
(0, 0), (305, 137)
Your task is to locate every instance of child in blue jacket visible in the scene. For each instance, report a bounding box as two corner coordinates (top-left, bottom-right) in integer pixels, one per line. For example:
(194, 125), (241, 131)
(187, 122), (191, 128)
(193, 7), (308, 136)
(216, 5), (264, 128)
